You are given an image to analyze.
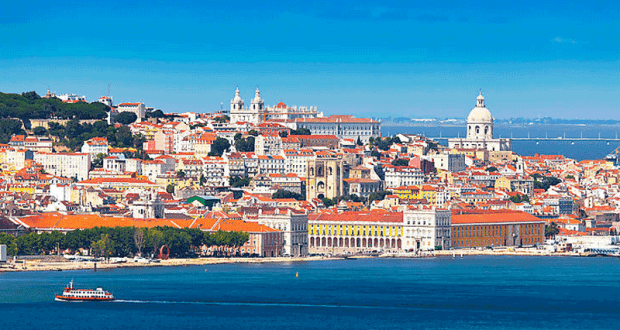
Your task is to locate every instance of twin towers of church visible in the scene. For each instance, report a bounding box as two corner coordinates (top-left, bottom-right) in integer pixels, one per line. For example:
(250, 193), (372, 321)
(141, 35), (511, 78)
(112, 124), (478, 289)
(448, 93), (512, 152)
(229, 87), (265, 125)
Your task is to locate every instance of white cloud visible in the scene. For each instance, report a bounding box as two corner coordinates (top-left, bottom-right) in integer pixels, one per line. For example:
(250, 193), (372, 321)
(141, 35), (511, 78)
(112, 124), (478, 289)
(553, 37), (577, 44)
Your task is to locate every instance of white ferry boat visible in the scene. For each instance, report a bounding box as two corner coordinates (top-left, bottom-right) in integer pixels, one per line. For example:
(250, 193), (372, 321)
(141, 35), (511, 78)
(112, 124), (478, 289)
(54, 280), (115, 302)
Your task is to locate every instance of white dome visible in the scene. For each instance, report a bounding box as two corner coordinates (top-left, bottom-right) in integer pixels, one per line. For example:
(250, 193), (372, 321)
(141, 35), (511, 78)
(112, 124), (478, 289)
(467, 92), (493, 123)
(467, 106), (493, 123)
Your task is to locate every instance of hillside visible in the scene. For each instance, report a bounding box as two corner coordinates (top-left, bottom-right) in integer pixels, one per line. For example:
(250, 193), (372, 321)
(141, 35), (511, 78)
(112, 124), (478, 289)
(0, 91), (109, 125)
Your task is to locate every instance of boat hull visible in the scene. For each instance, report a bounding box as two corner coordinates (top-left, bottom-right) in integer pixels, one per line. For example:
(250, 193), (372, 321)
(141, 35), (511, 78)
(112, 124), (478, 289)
(55, 295), (114, 302)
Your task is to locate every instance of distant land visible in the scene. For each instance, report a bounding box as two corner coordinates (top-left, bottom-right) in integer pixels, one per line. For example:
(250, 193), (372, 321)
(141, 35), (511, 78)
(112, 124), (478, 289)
(379, 117), (620, 126)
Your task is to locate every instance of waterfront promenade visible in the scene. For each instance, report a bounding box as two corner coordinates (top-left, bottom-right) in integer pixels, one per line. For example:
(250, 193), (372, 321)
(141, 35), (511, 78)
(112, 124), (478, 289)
(1, 247), (598, 273)
(0, 255), (335, 272)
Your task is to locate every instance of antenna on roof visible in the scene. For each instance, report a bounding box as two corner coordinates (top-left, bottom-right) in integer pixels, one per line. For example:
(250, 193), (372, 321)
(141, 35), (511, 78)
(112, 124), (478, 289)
(107, 83), (111, 97)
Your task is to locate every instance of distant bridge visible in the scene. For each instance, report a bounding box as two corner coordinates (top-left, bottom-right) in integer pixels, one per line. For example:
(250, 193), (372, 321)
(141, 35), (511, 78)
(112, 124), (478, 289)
(427, 136), (620, 142)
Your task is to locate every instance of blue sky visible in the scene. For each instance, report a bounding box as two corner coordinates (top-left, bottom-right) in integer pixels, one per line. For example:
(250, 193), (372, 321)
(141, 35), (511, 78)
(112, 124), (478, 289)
(1, 0), (619, 119)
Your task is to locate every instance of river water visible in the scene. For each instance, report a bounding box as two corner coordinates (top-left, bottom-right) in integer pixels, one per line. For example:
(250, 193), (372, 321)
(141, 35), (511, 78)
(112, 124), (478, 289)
(382, 124), (620, 161)
(1, 257), (619, 329)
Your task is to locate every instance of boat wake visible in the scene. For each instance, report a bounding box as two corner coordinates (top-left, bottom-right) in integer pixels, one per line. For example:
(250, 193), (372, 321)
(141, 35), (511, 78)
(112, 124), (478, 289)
(113, 299), (408, 310)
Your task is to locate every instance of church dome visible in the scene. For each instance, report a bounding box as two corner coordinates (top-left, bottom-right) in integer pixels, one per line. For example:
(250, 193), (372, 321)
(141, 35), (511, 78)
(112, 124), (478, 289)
(467, 93), (493, 123)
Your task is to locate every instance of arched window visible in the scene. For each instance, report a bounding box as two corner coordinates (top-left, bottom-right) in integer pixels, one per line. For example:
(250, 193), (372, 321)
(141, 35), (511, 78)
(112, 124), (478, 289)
(476, 126), (480, 134)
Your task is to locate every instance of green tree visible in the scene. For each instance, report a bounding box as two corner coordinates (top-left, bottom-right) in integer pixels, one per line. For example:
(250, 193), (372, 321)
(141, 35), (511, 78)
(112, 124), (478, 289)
(147, 229), (164, 257)
(134, 228), (145, 257)
(369, 190), (391, 203)
(21, 91), (41, 101)
(509, 194), (530, 203)
(92, 153), (106, 168)
(290, 128), (311, 135)
(272, 189), (304, 201)
(214, 115), (229, 123)
(32, 126), (47, 136)
(229, 231), (250, 256)
(371, 150), (381, 159)
(114, 126), (133, 147)
(166, 184), (175, 194)
(91, 233), (113, 259)
(485, 166), (499, 172)
(0, 119), (26, 144)
(376, 138), (392, 151)
(534, 176), (562, 191)
(248, 130), (259, 136)
(235, 136), (255, 152)
(545, 222), (560, 238)
(230, 176), (251, 187)
(322, 197), (335, 207)
(209, 137), (231, 157)
(147, 109), (165, 118)
(115, 112), (138, 125)
(279, 131), (288, 138)
(199, 174), (206, 186)
(177, 170), (186, 179)
(391, 158), (409, 166)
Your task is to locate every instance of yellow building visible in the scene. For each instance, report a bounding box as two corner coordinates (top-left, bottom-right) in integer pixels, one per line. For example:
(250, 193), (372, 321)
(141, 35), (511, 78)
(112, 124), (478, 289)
(449, 148), (489, 162)
(392, 186), (420, 199)
(8, 184), (36, 195)
(494, 176), (512, 191)
(76, 177), (157, 191)
(392, 185), (439, 205)
(308, 209), (403, 253)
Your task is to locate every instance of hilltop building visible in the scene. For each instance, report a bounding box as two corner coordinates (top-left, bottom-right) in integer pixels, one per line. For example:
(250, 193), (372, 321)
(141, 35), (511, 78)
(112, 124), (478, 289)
(448, 93), (511, 152)
(229, 87), (320, 125)
(117, 102), (146, 119)
(230, 87), (264, 125)
(295, 115), (381, 143)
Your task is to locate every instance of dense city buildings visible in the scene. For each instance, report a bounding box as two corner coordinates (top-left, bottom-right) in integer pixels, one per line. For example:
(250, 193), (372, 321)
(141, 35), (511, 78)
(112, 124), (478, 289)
(0, 89), (613, 260)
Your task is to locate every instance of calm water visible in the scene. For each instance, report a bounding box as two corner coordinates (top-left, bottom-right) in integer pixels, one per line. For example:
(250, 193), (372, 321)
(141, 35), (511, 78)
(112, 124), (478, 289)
(383, 124), (620, 160)
(1, 257), (620, 329)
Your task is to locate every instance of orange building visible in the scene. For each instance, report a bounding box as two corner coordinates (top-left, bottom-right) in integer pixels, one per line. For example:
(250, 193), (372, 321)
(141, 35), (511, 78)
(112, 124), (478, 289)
(17, 212), (283, 258)
(451, 210), (545, 248)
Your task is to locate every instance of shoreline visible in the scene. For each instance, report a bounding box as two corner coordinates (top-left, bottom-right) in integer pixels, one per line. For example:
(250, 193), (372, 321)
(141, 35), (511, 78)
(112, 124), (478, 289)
(0, 256), (338, 272)
(0, 249), (608, 272)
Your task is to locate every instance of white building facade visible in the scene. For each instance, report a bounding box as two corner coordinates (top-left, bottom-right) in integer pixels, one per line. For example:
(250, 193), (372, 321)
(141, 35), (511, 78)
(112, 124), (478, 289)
(34, 152), (90, 181)
(402, 207), (452, 252)
(448, 93), (512, 151)
(257, 209), (309, 257)
(384, 166), (425, 189)
(295, 115), (381, 143)
(117, 102), (146, 119)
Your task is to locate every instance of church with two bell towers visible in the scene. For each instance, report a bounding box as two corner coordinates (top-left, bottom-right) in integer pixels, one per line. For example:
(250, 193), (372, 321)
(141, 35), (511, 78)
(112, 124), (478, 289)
(230, 87), (265, 125)
(448, 93), (512, 152)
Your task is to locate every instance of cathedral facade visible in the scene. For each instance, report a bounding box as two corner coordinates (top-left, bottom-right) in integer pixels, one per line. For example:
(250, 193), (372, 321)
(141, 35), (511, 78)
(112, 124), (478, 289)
(229, 87), (264, 125)
(448, 93), (511, 152)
